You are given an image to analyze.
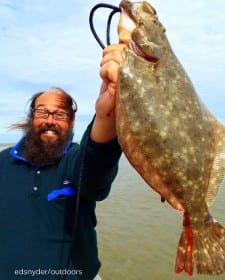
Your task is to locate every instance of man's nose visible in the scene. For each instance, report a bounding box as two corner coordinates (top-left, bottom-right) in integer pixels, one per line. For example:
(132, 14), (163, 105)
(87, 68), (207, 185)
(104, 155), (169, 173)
(46, 113), (56, 123)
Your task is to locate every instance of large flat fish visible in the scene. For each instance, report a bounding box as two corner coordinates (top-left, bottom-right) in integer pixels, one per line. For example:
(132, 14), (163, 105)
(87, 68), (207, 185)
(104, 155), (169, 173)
(116, 0), (225, 276)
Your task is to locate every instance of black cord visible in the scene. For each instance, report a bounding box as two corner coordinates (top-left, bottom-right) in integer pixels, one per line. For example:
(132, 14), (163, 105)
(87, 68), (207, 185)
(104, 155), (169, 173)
(89, 3), (121, 49)
(61, 136), (89, 280)
(106, 9), (120, 46)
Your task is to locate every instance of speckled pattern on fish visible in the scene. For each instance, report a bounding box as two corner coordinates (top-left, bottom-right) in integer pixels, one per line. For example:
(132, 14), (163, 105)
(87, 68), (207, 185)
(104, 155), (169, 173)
(116, 0), (225, 275)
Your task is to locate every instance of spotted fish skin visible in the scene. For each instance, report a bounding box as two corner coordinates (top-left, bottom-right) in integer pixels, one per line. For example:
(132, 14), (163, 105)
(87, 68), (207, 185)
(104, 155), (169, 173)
(117, 0), (225, 275)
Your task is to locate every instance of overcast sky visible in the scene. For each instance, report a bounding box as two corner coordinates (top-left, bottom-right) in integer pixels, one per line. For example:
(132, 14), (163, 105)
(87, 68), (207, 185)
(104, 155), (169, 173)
(0, 0), (224, 143)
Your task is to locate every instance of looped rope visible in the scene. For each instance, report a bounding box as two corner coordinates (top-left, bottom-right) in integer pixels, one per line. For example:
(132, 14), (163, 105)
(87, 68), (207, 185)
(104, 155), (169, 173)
(89, 3), (121, 49)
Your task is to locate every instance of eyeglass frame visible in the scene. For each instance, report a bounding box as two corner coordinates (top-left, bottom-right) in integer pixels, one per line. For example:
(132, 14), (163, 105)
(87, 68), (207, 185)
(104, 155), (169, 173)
(32, 108), (71, 121)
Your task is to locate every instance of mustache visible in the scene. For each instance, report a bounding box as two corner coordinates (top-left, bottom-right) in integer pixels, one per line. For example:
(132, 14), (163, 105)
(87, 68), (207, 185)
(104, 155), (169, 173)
(37, 124), (61, 135)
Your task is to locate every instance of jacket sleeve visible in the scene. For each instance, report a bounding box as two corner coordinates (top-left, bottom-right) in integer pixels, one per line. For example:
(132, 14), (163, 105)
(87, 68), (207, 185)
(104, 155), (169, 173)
(74, 119), (122, 201)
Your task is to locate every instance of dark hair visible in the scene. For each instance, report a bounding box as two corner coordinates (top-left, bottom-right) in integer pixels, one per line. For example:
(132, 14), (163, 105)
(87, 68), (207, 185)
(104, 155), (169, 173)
(10, 87), (77, 131)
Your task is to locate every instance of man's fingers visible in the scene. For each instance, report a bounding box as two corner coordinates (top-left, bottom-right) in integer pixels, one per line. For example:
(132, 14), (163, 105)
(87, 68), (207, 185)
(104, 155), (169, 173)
(99, 60), (119, 83)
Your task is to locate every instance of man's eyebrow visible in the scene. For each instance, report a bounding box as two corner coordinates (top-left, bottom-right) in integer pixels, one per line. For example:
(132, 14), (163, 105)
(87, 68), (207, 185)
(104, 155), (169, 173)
(35, 105), (67, 111)
(35, 104), (46, 108)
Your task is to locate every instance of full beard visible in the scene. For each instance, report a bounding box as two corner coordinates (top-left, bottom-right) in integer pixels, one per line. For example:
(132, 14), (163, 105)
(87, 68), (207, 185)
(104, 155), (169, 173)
(23, 123), (73, 166)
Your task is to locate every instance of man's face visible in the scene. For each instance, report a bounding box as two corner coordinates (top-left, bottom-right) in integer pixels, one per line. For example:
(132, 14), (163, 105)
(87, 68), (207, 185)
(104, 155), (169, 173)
(32, 91), (74, 143)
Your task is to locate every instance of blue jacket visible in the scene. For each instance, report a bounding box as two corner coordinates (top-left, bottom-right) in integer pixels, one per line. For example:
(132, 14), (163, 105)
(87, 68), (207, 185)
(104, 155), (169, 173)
(0, 122), (122, 279)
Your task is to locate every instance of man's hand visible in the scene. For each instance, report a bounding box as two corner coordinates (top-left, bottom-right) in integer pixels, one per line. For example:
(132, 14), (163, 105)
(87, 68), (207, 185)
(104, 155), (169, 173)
(90, 44), (125, 143)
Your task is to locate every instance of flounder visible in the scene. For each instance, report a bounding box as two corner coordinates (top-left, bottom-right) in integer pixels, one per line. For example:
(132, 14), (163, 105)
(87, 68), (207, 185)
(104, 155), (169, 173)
(116, 0), (225, 275)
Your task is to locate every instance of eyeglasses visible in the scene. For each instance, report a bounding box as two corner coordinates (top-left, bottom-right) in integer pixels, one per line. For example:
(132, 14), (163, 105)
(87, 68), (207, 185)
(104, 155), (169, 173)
(32, 109), (70, 121)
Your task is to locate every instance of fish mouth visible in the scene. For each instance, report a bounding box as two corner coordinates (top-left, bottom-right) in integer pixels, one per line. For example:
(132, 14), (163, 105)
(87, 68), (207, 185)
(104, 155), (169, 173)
(118, 8), (159, 63)
(118, 1), (165, 63)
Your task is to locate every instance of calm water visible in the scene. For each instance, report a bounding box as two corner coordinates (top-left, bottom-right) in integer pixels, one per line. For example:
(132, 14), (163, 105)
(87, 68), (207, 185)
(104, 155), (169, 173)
(0, 145), (224, 279)
(96, 155), (225, 280)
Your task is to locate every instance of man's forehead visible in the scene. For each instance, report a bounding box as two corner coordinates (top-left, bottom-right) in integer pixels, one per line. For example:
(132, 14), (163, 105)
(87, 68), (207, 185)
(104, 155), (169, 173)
(35, 91), (67, 109)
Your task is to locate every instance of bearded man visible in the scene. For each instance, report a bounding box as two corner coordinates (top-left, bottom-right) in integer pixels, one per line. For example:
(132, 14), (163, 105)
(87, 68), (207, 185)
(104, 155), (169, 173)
(0, 44), (124, 280)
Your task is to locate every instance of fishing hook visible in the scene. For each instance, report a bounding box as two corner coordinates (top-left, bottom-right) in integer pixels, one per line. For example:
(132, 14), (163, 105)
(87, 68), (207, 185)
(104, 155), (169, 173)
(89, 3), (121, 49)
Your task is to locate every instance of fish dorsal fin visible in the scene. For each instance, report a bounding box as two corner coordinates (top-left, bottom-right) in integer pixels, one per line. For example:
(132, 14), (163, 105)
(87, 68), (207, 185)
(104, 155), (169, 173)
(206, 116), (225, 206)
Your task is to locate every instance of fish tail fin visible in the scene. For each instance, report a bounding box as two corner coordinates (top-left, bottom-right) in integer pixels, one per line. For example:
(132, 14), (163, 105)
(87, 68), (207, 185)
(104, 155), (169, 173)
(175, 212), (225, 275)
(194, 219), (225, 275)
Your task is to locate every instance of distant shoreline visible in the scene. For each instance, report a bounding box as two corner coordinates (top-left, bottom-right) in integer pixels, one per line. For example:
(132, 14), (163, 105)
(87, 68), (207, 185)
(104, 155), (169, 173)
(0, 143), (14, 151)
